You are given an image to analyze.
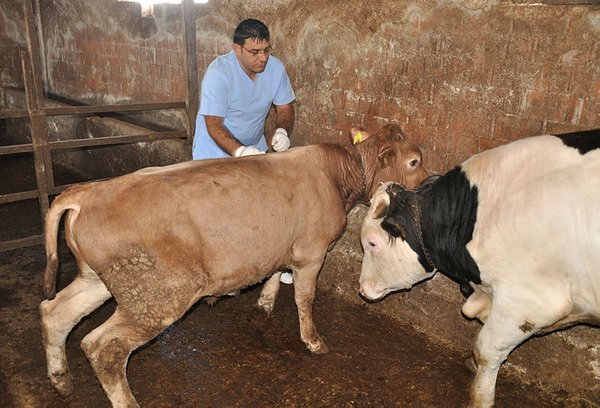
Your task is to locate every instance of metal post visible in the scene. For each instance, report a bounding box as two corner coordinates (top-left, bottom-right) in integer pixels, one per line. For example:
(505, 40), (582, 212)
(22, 0), (53, 226)
(182, 0), (199, 143)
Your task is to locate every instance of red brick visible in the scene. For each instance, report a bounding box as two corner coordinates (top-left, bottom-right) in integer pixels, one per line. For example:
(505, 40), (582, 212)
(329, 89), (344, 110)
(544, 122), (589, 135)
(344, 90), (360, 113)
(479, 137), (506, 153)
(578, 98), (600, 126)
(492, 115), (544, 141)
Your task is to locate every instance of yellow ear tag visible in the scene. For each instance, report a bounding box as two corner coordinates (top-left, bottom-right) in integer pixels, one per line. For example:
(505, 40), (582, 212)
(353, 131), (363, 145)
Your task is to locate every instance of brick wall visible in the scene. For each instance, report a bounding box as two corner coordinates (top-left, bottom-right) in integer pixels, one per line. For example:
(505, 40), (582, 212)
(41, 2), (187, 104)
(6, 0), (600, 172)
(0, 3), (25, 102)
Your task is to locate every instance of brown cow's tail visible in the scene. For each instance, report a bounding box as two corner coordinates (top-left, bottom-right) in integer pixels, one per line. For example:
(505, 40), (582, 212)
(43, 193), (80, 300)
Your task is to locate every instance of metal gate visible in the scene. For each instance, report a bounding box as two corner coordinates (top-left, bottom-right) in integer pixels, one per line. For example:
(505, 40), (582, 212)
(0, 0), (199, 252)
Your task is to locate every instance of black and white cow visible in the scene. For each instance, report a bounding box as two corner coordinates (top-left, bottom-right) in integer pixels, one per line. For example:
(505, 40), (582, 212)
(359, 129), (600, 407)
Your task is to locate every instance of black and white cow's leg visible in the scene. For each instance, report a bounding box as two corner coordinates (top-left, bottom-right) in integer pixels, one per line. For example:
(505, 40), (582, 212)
(469, 285), (573, 407)
(462, 285), (492, 373)
(40, 263), (111, 396)
(293, 259), (329, 354)
(256, 272), (282, 315)
(469, 308), (538, 407)
(80, 308), (163, 408)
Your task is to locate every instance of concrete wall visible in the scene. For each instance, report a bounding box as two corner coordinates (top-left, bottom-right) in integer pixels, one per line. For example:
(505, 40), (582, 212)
(13, 0), (596, 172)
(1, 0), (599, 403)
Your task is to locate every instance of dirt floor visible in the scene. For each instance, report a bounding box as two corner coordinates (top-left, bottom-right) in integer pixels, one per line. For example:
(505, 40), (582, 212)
(0, 240), (585, 408)
(0, 153), (593, 407)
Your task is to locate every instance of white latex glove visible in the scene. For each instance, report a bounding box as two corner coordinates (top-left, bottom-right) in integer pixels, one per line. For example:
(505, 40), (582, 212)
(272, 128), (290, 152)
(234, 146), (264, 157)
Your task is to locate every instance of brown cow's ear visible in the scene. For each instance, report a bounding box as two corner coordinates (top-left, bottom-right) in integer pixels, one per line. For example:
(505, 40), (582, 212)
(351, 127), (371, 144)
(386, 124), (404, 140)
(372, 199), (388, 219)
(378, 145), (396, 168)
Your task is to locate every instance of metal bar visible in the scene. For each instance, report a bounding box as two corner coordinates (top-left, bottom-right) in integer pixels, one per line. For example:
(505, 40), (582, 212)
(0, 109), (29, 119)
(21, 52), (52, 227)
(0, 131), (186, 206)
(0, 234), (43, 253)
(0, 130), (186, 157)
(47, 130), (187, 151)
(0, 189), (38, 204)
(44, 101), (185, 117)
(0, 143), (34, 155)
(23, 0), (56, 202)
(33, 0), (48, 94)
(182, 0), (198, 143)
(0, 102), (185, 119)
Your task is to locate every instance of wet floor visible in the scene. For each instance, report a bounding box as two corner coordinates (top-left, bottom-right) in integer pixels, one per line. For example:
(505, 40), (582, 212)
(0, 241), (577, 408)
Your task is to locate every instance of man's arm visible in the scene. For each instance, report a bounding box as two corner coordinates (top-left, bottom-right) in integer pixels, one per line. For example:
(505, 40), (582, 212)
(269, 103), (295, 148)
(204, 115), (242, 156)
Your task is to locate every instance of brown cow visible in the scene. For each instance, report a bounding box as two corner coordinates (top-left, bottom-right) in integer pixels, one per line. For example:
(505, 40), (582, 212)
(40, 123), (428, 407)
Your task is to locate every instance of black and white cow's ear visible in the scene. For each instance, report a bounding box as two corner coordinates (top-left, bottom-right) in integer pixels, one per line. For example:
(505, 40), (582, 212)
(386, 182), (407, 197)
(370, 182), (391, 219)
(372, 199), (388, 219)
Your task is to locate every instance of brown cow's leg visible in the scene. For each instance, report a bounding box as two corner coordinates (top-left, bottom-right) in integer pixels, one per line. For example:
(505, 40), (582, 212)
(293, 261), (329, 354)
(40, 264), (111, 396)
(80, 308), (161, 408)
(256, 272), (282, 315)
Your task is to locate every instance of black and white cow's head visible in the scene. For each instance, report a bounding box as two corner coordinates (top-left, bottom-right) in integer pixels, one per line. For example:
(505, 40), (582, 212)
(359, 181), (436, 301)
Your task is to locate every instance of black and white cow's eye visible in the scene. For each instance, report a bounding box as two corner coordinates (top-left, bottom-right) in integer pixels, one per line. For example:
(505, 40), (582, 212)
(396, 224), (406, 240)
(382, 219), (406, 241)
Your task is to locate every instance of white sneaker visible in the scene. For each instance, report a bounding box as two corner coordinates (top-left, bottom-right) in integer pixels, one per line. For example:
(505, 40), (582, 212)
(279, 272), (293, 284)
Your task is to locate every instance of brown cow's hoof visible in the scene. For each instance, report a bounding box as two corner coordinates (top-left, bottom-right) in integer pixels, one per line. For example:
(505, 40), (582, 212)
(256, 296), (275, 316)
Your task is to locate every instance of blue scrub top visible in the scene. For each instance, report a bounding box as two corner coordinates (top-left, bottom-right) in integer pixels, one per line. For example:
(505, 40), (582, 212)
(192, 50), (296, 159)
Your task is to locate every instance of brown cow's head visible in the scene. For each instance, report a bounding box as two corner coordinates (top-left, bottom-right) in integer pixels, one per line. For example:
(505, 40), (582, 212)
(351, 124), (428, 201)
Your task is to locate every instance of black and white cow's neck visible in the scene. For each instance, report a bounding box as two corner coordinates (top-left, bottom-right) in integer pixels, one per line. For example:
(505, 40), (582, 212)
(418, 167), (482, 297)
(410, 192), (437, 273)
(383, 168), (483, 297)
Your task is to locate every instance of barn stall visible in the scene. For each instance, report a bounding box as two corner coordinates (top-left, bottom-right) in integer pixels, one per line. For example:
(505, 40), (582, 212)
(1, 0), (599, 406)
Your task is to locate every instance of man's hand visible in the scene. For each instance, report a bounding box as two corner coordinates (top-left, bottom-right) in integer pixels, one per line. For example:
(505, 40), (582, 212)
(234, 146), (265, 157)
(272, 128), (291, 152)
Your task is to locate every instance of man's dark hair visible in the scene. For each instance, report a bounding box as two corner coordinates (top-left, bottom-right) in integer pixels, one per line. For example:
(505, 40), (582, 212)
(233, 19), (270, 45)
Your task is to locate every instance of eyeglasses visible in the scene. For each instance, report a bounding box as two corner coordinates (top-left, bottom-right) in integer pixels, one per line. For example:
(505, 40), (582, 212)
(240, 45), (273, 57)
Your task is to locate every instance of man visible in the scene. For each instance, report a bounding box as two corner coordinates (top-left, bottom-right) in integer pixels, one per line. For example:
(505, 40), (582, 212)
(192, 18), (296, 159)
(193, 19), (295, 284)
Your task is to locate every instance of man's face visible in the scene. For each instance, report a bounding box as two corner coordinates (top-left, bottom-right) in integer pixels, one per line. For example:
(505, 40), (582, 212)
(234, 38), (272, 77)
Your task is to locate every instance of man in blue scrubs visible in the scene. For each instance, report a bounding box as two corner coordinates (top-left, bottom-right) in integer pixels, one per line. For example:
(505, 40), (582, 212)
(193, 19), (295, 285)
(192, 18), (296, 159)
